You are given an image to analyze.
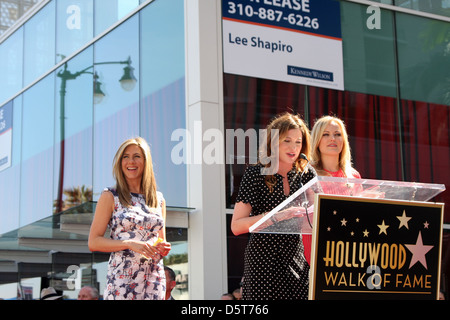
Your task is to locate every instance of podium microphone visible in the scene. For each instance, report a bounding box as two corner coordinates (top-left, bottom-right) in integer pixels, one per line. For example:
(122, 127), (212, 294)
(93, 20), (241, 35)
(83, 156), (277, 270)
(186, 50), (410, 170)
(299, 153), (313, 229)
(299, 153), (308, 179)
(300, 153), (308, 161)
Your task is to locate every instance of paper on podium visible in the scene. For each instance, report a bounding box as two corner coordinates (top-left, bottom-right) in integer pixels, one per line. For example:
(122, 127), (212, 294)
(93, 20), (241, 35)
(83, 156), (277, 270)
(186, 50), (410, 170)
(249, 176), (445, 235)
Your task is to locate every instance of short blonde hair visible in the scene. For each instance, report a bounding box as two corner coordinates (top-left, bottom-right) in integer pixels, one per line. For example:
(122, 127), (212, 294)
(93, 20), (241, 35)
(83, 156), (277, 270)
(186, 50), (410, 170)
(310, 115), (353, 177)
(112, 137), (158, 208)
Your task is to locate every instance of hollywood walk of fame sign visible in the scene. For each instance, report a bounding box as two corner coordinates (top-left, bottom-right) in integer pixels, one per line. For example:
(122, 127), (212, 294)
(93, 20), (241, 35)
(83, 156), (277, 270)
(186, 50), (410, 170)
(309, 194), (444, 300)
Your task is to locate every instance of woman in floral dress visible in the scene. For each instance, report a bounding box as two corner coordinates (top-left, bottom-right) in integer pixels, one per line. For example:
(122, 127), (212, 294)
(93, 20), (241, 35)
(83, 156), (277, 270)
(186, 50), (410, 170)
(89, 137), (171, 300)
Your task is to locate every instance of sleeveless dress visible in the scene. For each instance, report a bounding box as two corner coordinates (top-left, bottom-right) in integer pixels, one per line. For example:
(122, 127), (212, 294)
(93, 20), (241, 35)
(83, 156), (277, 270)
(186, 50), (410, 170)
(103, 188), (166, 300)
(236, 164), (316, 300)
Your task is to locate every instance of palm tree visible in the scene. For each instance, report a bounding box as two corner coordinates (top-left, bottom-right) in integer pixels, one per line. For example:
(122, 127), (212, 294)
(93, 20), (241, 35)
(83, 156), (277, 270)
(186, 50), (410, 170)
(54, 185), (93, 213)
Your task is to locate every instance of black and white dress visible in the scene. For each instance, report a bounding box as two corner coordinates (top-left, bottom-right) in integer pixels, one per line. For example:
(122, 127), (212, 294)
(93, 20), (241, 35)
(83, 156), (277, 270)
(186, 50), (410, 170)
(236, 163), (316, 300)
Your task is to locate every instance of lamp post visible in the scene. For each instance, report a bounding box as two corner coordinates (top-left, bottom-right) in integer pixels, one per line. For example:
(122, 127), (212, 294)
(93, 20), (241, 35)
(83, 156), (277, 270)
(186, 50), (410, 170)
(55, 57), (137, 213)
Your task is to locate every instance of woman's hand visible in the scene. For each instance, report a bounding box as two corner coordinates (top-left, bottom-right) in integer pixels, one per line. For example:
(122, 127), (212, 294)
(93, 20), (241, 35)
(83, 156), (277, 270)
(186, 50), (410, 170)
(276, 206), (307, 220)
(126, 240), (160, 259)
(154, 240), (171, 257)
(127, 239), (171, 260)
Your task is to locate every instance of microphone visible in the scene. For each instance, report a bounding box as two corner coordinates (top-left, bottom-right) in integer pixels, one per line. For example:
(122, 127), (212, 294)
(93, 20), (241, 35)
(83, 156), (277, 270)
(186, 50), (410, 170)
(298, 153), (310, 189)
(291, 153), (309, 189)
(299, 153), (309, 179)
(298, 153), (313, 229)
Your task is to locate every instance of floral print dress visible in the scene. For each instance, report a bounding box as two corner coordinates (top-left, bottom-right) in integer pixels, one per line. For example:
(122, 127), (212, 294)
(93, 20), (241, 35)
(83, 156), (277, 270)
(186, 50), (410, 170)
(103, 188), (166, 300)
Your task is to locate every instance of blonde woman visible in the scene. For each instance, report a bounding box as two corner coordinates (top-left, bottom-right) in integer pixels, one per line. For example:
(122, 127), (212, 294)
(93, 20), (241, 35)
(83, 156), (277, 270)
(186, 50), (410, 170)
(89, 137), (171, 300)
(310, 115), (361, 178)
(300, 116), (362, 264)
(231, 112), (316, 300)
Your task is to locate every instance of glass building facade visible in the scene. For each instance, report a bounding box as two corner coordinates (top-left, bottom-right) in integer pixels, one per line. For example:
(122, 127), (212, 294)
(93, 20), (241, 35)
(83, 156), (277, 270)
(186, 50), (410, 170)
(0, 0), (41, 36)
(0, 0), (188, 299)
(224, 1), (450, 298)
(0, 0), (449, 300)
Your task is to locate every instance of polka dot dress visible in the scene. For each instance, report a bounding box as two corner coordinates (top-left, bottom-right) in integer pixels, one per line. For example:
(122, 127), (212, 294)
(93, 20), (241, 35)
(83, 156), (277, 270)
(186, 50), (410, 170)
(236, 163), (316, 300)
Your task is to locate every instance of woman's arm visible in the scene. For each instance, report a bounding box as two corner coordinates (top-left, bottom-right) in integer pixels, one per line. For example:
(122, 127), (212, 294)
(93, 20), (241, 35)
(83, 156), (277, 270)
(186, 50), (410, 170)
(88, 191), (157, 257)
(158, 199), (167, 241)
(155, 200), (171, 257)
(231, 202), (267, 236)
(232, 202), (308, 236)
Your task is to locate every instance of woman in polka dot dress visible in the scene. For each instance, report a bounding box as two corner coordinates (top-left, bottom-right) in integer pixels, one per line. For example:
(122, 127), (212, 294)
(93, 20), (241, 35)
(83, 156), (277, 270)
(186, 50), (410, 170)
(231, 113), (316, 300)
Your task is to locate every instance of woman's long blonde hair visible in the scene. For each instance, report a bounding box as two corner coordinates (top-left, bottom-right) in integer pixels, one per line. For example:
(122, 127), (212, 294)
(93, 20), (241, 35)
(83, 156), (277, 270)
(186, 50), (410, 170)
(112, 137), (158, 208)
(310, 115), (353, 177)
(259, 112), (311, 192)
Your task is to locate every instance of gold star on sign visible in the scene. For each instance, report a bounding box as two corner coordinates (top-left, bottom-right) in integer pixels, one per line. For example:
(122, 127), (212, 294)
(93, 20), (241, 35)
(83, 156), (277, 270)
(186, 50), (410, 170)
(378, 220), (389, 235)
(397, 210), (412, 229)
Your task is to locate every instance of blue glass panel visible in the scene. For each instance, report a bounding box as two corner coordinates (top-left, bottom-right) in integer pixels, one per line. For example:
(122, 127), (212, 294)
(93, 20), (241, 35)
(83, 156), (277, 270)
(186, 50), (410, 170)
(23, 1), (56, 86)
(0, 28), (23, 105)
(140, 0), (186, 207)
(341, 2), (397, 97)
(93, 15), (140, 198)
(56, 0), (94, 62)
(54, 47), (94, 213)
(396, 13), (450, 105)
(20, 74), (55, 226)
(94, 0), (140, 36)
(395, 0), (450, 18)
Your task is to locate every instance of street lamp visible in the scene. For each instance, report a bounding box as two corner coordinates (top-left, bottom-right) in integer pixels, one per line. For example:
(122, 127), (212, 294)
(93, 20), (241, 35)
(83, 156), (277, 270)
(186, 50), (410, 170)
(119, 57), (137, 92)
(93, 72), (105, 104)
(93, 56), (138, 99)
(55, 56), (137, 213)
